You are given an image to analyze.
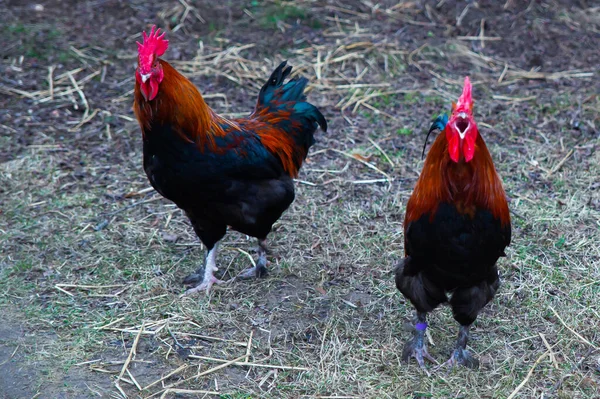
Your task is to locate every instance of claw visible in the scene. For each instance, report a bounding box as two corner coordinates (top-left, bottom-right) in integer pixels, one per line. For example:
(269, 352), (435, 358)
(436, 325), (479, 370)
(182, 275), (227, 296)
(402, 337), (438, 375)
(236, 263), (268, 279)
(436, 348), (479, 370)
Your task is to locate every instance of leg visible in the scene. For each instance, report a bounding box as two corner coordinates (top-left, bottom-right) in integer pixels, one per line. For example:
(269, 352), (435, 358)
(394, 257), (446, 370)
(237, 238), (269, 279)
(183, 243), (227, 295)
(442, 272), (500, 369)
(182, 213), (227, 292)
(402, 311), (438, 371)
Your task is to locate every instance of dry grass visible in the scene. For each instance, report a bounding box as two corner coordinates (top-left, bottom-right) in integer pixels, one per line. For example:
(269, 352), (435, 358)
(1, 1), (599, 398)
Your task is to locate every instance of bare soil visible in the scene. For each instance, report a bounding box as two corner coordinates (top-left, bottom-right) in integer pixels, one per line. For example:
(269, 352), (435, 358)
(1, 1), (599, 398)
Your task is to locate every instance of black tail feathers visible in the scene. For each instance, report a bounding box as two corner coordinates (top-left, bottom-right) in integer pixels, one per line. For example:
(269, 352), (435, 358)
(257, 61), (327, 133)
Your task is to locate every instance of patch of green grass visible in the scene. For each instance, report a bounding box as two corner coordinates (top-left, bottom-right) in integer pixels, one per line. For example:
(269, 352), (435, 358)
(6, 23), (71, 62)
(254, 2), (316, 29)
(423, 94), (446, 108)
(371, 93), (395, 109)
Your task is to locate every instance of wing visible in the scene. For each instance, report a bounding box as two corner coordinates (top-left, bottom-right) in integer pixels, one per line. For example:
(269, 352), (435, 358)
(144, 121), (296, 238)
(145, 121), (284, 177)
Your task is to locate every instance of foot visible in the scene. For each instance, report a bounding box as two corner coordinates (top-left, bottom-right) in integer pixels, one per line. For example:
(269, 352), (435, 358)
(181, 245), (226, 295)
(237, 264), (268, 279)
(182, 275), (227, 296)
(438, 348), (479, 370)
(237, 238), (269, 279)
(402, 338), (438, 371)
(436, 324), (479, 369)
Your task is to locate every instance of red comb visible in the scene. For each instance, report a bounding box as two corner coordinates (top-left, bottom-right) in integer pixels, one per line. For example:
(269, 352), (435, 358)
(456, 76), (473, 111)
(136, 25), (169, 57)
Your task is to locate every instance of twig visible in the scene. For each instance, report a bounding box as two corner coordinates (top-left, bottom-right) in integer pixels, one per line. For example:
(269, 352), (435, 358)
(479, 19), (486, 48)
(175, 328), (248, 346)
(126, 368), (142, 391)
(550, 307), (599, 349)
(68, 108), (99, 132)
(187, 355), (310, 371)
(74, 359), (101, 366)
(294, 178), (317, 186)
(143, 365), (188, 391)
(166, 325), (187, 352)
(506, 351), (549, 399)
(54, 285), (74, 296)
(67, 71), (90, 120)
(539, 333), (559, 369)
(104, 328), (158, 335)
(506, 70), (594, 81)
(118, 322), (145, 380)
(245, 330), (254, 363)
(159, 389), (220, 398)
(349, 179), (389, 184)
(0, 345), (19, 366)
(125, 186), (155, 198)
(408, 44), (427, 71)
(545, 149), (574, 178)
(151, 355), (247, 398)
(456, 3), (471, 26)
(94, 317), (126, 330)
(498, 63), (509, 84)
(508, 335), (538, 345)
(329, 148), (392, 181)
(359, 101), (397, 119)
(114, 381), (127, 398)
(456, 36), (501, 42)
(56, 284), (126, 289)
(116, 375), (135, 386)
(236, 248), (256, 268)
(48, 66), (55, 100)
(367, 137), (394, 168)
(492, 95), (537, 103)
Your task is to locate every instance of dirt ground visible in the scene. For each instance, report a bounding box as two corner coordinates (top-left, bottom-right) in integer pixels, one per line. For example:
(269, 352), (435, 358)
(1, 0), (599, 398)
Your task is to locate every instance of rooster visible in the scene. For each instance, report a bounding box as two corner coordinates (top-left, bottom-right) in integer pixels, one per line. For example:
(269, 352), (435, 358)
(133, 26), (326, 295)
(395, 77), (511, 369)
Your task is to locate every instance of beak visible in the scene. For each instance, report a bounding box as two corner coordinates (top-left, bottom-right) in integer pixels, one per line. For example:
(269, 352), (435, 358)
(140, 73), (151, 83)
(455, 112), (469, 140)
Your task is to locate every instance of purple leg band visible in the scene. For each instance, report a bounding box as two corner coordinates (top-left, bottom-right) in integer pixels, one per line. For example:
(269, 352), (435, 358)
(415, 322), (428, 331)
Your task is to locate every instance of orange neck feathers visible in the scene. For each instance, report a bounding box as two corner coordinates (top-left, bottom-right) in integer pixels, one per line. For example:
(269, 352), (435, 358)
(133, 59), (239, 148)
(405, 131), (510, 228)
(133, 59), (304, 178)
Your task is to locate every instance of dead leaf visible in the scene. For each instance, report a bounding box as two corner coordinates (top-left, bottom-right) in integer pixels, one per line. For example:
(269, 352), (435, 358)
(352, 153), (372, 162)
